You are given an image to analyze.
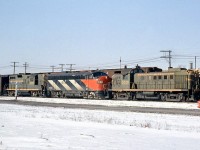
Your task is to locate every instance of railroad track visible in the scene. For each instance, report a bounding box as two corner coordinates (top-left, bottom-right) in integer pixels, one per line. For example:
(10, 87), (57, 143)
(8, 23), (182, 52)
(0, 99), (200, 116)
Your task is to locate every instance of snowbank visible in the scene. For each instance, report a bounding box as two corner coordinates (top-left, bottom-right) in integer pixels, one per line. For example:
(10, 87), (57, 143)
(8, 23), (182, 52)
(0, 104), (200, 150)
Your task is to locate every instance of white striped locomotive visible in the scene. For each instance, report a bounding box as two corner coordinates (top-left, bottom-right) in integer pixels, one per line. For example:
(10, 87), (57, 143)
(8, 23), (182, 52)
(46, 71), (111, 99)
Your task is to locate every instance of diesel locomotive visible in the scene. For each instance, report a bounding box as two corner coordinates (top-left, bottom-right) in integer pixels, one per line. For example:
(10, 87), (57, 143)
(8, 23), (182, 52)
(46, 71), (111, 99)
(1, 73), (46, 96)
(0, 71), (112, 99)
(111, 65), (200, 101)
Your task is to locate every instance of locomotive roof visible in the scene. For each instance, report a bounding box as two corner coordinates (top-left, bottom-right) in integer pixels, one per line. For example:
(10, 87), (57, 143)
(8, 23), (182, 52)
(109, 66), (162, 76)
(47, 71), (107, 77)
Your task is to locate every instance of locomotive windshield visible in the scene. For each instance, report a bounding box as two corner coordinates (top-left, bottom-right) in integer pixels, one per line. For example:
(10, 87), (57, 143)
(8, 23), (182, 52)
(92, 72), (107, 78)
(85, 72), (107, 79)
(130, 66), (144, 74)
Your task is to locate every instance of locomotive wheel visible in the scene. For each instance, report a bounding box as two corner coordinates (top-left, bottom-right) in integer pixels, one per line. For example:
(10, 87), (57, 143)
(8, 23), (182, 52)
(161, 94), (167, 101)
(178, 95), (186, 102)
(88, 92), (95, 99)
(131, 94), (137, 101)
(112, 94), (117, 100)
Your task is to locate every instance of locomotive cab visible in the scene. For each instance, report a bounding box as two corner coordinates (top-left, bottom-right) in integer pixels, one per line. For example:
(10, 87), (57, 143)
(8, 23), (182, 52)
(111, 65), (144, 99)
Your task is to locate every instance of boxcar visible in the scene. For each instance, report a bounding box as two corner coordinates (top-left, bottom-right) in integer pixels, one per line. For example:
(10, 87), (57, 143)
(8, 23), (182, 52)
(0, 75), (10, 95)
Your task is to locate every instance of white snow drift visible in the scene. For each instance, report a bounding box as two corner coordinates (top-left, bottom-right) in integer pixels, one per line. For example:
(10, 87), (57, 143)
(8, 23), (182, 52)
(0, 97), (200, 149)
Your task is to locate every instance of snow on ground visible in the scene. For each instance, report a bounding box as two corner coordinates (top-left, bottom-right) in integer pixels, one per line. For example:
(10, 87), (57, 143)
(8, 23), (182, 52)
(0, 100), (200, 150)
(0, 96), (199, 110)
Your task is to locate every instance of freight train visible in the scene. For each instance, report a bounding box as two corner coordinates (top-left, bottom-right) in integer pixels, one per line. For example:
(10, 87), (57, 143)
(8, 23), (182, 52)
(0, 65), (200, 101)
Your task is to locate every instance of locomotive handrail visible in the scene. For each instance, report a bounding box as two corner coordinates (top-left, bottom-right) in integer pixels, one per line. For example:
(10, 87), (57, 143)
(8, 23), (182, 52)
(111, 89), (189, 92)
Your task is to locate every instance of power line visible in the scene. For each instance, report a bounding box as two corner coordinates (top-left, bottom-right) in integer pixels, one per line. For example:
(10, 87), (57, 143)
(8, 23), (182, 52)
(50, 65), (56, 72)
(74, 57), (163, 71)
(0, 65), (10, 69)
(173, 55), (200, 69)
(173, 55), (200, 58)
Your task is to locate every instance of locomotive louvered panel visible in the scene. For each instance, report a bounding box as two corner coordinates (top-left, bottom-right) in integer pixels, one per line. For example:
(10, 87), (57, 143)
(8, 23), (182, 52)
(175, 75), (187, 89)
(138, 83), (146, 89)
(156, 81), (163, 89)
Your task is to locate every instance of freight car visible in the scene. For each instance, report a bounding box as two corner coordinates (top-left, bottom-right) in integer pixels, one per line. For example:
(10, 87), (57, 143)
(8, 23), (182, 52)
(45, 71), (112, 99)
(0, 75), (9, 95)
(111, 65), (200, 101)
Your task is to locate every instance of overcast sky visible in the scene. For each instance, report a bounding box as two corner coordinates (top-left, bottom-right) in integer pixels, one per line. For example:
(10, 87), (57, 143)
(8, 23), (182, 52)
(1, 0), (200, 74)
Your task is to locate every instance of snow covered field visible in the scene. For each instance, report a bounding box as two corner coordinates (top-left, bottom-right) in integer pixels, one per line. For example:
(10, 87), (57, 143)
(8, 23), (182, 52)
(0, 97), (200, 149)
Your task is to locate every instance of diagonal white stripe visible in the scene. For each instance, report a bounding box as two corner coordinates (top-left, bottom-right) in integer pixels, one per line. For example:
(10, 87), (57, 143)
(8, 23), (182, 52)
(58, 80), (72, 91)
(48, 80), (61, 90)
(69, 80), (84, 91)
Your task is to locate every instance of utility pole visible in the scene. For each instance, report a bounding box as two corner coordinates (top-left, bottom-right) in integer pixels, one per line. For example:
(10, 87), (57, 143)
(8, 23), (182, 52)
(120, 57), (121, 70)
(160, 50), (172, 68)
(11, 62), (19, 74)
(195, 56), (197, 69)
(15, 82), (18, 100)
(66, 64), (75, 72)
(23, 62), (28, 74)
(50, 65), (55, 72)
(59, 64), (65, 72)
